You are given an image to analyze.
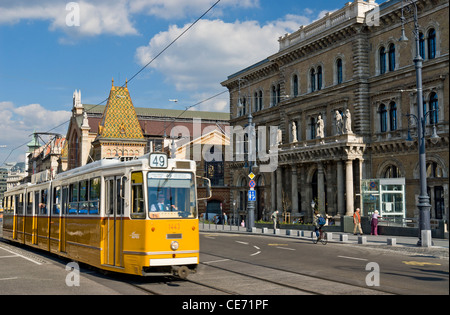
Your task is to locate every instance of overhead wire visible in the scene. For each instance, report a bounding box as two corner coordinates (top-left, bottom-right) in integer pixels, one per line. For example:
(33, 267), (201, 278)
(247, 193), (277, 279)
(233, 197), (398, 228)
(0, 0), (224, 167)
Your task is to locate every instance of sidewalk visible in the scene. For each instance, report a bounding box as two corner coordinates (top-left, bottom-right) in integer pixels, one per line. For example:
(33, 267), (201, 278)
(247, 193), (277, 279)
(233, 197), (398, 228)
(200, 223), (449, 257)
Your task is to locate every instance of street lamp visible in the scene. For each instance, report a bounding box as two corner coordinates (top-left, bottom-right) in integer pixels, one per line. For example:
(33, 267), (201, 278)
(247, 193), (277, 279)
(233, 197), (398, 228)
(237, 78), (255, 232)
(233, 199), (236, 226)
(399, 0), (439, 246)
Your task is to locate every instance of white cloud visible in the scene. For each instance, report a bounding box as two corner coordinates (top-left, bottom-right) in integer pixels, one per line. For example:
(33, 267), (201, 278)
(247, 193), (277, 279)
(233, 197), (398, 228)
(0, 101), (71, 164)
(0, 0), (261, 38)
(134, 14), (313, 111)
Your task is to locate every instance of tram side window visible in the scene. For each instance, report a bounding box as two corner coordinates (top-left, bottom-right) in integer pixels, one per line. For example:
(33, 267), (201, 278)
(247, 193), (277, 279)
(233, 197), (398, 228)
(89, 178), (100, 215)
(9, 196), (14, 214)
(40, 189), (48, 215)
(53, 187), (61, 215)
(131, 171), (145, 219)
(15, 194), (24, 215)
(69, 183), (79, 215)
(79, 180), (88, 214)
(26, 192), (33, 215)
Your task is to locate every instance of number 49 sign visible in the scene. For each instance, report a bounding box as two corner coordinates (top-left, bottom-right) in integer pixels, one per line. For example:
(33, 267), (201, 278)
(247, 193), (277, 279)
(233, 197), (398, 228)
(149, 153), (168, 168)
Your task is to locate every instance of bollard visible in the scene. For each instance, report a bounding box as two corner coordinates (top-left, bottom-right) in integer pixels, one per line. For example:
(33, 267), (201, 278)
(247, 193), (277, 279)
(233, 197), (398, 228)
(326, 232), (333, 241)
(358, 236), (367, 244)
(262, 227), (268, 234)
(340, 234), (348, 242)
(387, 238), (396, 246)
(274, 229), (280, 235)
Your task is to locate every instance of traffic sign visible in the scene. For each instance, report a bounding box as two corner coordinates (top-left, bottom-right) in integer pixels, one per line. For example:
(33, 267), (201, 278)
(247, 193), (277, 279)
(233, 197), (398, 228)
(249, 180), (256, 188)
(248, 190), (256, 201)
(248, 172), (255, 180)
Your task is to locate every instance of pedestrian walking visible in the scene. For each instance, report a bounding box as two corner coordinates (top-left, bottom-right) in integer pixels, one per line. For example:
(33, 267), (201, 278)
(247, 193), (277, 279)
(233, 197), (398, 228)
(271, 210), (279, 230)
(371, 210), (382, 235)
(353, 208), (363, 235)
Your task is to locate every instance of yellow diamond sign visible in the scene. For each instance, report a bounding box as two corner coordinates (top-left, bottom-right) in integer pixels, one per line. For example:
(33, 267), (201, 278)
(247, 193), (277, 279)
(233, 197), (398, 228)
(248, 172), (255, 180)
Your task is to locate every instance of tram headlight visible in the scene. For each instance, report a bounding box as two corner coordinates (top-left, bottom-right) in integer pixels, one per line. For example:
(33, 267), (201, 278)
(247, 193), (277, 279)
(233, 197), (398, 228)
(171, 241), (179, 251)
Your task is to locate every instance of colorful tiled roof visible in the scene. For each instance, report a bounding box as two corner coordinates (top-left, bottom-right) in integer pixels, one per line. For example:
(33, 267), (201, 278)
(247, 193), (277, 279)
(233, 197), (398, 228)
(98, 82), (144, 140)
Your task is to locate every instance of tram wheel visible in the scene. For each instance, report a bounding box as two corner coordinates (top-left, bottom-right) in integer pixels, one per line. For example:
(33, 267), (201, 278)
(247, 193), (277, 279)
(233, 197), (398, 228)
(175, 266), (190, 280)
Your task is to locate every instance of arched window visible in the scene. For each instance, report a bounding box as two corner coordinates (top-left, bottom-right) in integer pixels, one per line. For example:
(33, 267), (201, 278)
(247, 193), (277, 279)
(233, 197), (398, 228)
(388, 44), (395, 71)
(276, 84), (281, 104)
(429, 92), (438, 125)
(271, 85), (276, 107)
(310, 117), (316, 139)
(426, 161), (443, 178)
(379, 47), (386, 74)
(428, 28), (436, 59)
(258, 90), (263, 111)
(336, 59), (343, 84)
(384, 165), (400, 178)
(379, 104), (387, 132)
(317, 66), (323, 90)
(389, 102), (397, 131)
(293, 74), (299, 97)
(310, 69), (316, 92)
(419, 32), (425, 59)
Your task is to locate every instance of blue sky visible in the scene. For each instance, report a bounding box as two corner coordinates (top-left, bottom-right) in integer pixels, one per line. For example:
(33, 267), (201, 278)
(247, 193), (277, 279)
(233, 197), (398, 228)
(0, 0), (343, 164)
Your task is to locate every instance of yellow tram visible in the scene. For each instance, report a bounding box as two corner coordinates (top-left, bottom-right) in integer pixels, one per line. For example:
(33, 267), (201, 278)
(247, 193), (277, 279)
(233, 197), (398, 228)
(1, 153), (210, 278)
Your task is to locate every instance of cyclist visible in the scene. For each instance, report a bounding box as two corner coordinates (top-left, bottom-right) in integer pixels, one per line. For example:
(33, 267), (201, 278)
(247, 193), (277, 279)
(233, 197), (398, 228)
(313, 211), (326, 241)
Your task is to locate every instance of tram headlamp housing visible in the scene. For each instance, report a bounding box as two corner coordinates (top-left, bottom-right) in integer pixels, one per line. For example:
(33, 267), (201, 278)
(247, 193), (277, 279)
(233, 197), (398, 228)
(171, 241), (179, 251)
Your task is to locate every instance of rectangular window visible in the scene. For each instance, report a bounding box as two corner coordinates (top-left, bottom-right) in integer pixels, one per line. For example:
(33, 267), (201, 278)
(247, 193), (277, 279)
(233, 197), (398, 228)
(53, 187), (61, 215)
(89, 178), (100, 214)
(131, 172), (145, 219)
(69, 183), (79, 214)
(40, 189), (48, 215)
(79, 180), (88, 214)
(26, 192), (33, 215)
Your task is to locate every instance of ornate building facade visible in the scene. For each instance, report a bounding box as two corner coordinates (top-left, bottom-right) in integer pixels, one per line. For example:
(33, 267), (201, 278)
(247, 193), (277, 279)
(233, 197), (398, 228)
(222, 0), (449, 223)
(65, 81), (232, 218)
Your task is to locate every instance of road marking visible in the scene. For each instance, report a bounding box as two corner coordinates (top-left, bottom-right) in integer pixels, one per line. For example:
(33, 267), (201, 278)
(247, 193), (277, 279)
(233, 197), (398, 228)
(277, 247), (295, 251)
(268, 244), (288, 246)
(0, 277), (18, 281)
(250, 251), (261, 256)
(203, 259), (230, 265)
(402, 261), (441, 266)
(338, 255), (368, 261)
(236, 241), (249, 245)
(0, 245), (43, 265)
(0, 255), (19, 259)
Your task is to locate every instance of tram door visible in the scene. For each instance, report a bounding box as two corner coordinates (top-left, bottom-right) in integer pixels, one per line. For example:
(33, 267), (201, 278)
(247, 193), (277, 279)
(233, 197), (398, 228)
(60, 186), (69, 252)
(104, 176), (124, 267)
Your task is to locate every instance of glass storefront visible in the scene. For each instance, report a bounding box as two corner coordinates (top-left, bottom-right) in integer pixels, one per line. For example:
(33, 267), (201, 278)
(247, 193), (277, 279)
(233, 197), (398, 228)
(361, 178), (406, 225)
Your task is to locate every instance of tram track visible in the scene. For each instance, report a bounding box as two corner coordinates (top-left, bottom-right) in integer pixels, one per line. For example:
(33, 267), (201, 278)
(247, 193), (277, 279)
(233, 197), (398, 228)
(197, 251), (397, 295)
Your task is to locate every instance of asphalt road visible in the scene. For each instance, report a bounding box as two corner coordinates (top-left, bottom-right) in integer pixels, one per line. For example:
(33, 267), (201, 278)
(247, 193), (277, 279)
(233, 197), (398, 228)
(197, 232), (449, 295)
(0, 226), (448, 295)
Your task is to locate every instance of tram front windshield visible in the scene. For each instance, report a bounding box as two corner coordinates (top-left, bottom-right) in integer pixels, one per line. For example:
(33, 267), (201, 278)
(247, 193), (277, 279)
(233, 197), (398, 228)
(148, 172), (196, 219)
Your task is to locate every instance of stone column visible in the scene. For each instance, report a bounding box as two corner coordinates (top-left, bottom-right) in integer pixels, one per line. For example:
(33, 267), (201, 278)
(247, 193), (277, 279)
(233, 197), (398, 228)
(345, 159), (354, 216)
(317, 162), (325, 215)
(291, 165), (299, 215)
(276, 167), (283, 211)
(337, 160), (345, 216)
(299, 165), (308, 218)
(271, 171), (276, 212)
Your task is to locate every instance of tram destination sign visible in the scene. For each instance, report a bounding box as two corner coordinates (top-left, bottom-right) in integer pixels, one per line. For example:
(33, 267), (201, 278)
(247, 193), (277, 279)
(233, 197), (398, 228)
(149, 153), (168, 168)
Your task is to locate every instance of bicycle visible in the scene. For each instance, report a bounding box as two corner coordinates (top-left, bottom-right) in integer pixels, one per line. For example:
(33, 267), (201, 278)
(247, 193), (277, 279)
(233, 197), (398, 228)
(312, 229), (328, 245)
